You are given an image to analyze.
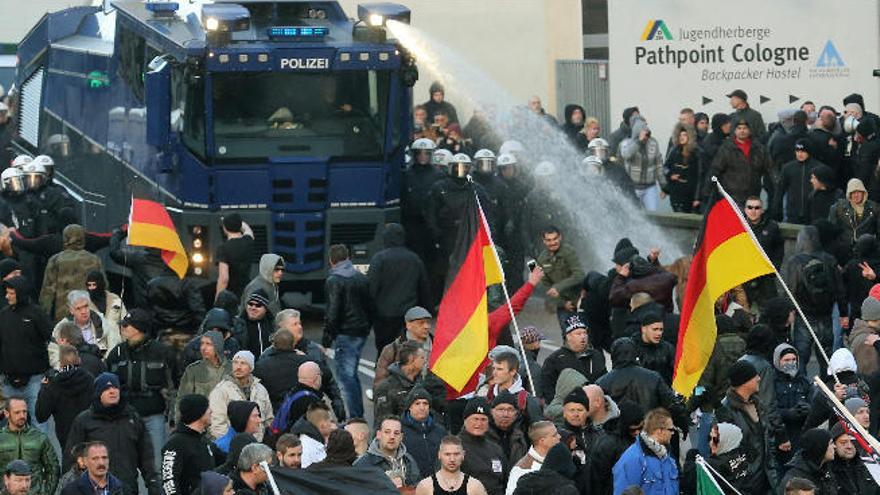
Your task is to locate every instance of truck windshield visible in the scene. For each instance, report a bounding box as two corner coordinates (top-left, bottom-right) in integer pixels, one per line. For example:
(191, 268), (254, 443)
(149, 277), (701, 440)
(212, 70), (390, 160)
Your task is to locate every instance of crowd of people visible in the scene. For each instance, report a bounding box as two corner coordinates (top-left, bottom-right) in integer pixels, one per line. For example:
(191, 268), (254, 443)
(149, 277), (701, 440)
(0, 82), (876, 495)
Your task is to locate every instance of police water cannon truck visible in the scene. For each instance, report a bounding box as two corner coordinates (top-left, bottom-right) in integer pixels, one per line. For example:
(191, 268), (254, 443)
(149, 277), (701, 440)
(12, 0), (417, 291)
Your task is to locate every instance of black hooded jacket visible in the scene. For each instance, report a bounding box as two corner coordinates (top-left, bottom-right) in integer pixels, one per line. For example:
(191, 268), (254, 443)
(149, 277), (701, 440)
(35, 366), (94, 447)
(109, 228), (176, 308)
(561, 104), (585, 145)
(0, 276), (52, 377)
(368, 224), (431, 318)
(595, 338), (688, 430)
(589, 400), (644, 495)
(146, 275), (206, 334)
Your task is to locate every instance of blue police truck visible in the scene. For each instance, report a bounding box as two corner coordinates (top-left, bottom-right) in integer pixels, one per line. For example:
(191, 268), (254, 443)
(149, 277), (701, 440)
(11, 1), (416, 292)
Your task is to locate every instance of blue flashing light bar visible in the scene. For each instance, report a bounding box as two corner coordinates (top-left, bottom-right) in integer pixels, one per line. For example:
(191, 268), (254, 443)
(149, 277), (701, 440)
(267, 26), (329, 40)
(146, 2), (179, 13)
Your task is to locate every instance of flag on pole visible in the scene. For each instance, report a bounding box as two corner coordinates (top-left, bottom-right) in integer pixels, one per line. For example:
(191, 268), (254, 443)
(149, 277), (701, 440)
(127, 198), (189, 279)
(672, 181), (775, 396)
(429, 193), (504, 393)
(696, 457), (725, 495)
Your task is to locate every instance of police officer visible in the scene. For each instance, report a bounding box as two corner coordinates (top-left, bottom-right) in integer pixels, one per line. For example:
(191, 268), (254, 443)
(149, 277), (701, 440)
(587, 138), (639, 204)
(426, 154), (491, 298)
(402, 138), (444, 267)
(28, 155), (77, 236)
(432, 148), (454, 174)
(104, 309), (178, 471)
(495, 153), (529, 291)
(0, 167), (37, 237)
(471, 149), (509, 235)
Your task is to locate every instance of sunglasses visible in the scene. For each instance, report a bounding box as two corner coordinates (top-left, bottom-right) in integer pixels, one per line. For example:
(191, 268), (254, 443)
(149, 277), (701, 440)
(247, 302), (265, 308)
(745, 205), (763, 210)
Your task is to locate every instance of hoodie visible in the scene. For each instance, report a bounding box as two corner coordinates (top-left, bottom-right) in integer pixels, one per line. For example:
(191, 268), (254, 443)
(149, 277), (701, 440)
(368, 223), (432, 318)
(354, 437), (421, 487)
(40, 223), (104, 320)
(562, 104), (585, 142)
(544, 368), (588, 423)
(620, 118), (666, 188)
(240, 253), (283, 315)
(0, 276), (53, 376)
(715, 422), (744, 456)
(828, 348), (858, 376)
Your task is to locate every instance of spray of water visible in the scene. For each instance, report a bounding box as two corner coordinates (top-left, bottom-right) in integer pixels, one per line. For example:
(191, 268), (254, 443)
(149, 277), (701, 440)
(387, 21), (687, 267)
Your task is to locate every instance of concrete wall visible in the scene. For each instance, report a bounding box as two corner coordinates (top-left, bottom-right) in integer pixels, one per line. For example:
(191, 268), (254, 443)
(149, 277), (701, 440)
(336, 0), (583, 117)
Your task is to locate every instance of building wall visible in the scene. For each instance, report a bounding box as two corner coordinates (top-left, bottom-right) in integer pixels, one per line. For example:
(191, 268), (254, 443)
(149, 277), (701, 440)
(0, 0), (94, 44)
(336, 0), (583, 118)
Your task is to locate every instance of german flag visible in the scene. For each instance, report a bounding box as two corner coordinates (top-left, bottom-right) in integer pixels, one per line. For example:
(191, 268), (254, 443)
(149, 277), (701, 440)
(672, 181), (775, 396)
(430, 194), (503, 393)
(127, 198), (189, 279)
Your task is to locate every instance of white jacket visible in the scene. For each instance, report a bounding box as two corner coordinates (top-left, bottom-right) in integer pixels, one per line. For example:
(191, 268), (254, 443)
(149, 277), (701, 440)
(208, 375), (274, 441)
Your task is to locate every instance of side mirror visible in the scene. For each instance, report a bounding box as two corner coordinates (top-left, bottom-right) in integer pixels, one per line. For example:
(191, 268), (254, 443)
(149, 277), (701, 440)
(145, 56), (172, 150)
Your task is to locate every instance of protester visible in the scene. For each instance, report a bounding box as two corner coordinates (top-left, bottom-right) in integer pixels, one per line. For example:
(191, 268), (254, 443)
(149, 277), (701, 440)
(414, 435), (489, 495)
(354, 416), (421, 489)
(160, 394), (215, 494)
(0, 397), (58, 494)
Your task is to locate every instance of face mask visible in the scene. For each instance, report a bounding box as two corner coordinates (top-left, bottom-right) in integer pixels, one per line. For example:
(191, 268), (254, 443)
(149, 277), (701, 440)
(780, 362), (798, 377)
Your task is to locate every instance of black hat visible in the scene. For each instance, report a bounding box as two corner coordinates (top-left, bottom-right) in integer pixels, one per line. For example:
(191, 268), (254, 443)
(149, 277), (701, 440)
(429, 81), (445, 94)
(617, 400), (645, 431)
(227, 401), (259, 433)
(746, 324), (776, 354)
(4, 460), (30, 476)
(800, 428), (832, 465)
(711, 113), (732, 131)
(794, 138), (811, 153)
(0, 259), (21, 279)
(623, 107), (640, 125)
(612, 246), (639, 265)
(492, 390), (518, 410)
(178, 394), (210, 425)
(829, 422), (848, 440)
(463, 397), (490, 420)
(247, 289), (271, 308)
(726, 89), (748, 101)
(641, 313), (663, 327)
(857, 118), (878, 138)
(93, 372), (120, 401)
(563, 315), (588, 335)
(222, 213), (243, 233)
(120, 308), (153, 335)
(728, 360), (759, 387)
(405, 386), (433, 410)
(563, 387), (589, 409)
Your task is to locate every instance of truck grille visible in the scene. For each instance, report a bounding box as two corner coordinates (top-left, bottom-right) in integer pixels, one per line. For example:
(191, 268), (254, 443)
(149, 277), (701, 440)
(329, 223), (378, 246)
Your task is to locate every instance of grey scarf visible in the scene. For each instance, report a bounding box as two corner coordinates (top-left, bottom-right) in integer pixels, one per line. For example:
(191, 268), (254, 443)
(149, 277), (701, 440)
(640, 431), (668, 459)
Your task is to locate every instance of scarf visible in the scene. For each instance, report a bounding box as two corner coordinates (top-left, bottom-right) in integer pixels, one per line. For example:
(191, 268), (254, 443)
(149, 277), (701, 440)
(640, 431), (667, 459)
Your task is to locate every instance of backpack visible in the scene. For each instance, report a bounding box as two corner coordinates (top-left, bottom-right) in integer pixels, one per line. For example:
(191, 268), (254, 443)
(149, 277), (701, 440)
(799, 256), (834, 308)
(270, 389), (316, 435)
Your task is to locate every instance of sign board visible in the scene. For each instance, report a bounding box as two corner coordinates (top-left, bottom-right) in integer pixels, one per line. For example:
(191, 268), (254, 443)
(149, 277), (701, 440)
(608, 0), (880, 149)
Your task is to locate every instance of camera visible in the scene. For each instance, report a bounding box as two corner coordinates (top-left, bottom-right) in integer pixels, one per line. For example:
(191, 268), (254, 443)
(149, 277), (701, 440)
(527, 259), (537, 272)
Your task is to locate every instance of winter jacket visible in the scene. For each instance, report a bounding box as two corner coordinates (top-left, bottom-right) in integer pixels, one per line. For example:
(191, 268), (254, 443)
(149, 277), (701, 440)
(105, 337), (176, 417)
(630, 334), (676, 385)
(774, 157), (824, 224)
(39, 224), (103, 321)
(368, 224), (431, 318)
(590, 423), (638, 495)
(710, 137), (774, 206)
(536, 243), (584, 308)
(401, 411), (446, 478)
(354, 438), (421, 488)
(240, 254), (283, 315)
(609, 266), (677, 314)
(540, 345), (606, 403)
(770, 124), (809, 166)
(486, 418), (529, 470)
(60, 471), (124, 495)
(730, 107), (767, 142)
(812, 188), (844, 223)
(829, 197), (880, 251)
(208, 376), (274, 441)
(748, 215), (785, 268)
(842, 237), (880, 319)
(293, 337), (347, 420)
(848, 318), (880, 375)
(0, 276), (52, 377)
(459, 430), (507, 495)
(698, 333), (746, 410)
(64, 402), (158, 495)
(663, 145), (702, 203)
(426, 178), (491, 257)
(177, 357), (230, 404)
(373, 363), (446, 423)
(375, 334), (432, 386)
(803, 370), (870, 431)
(0, 425), (59, 494)
(543, 368), (588, 424)
(108, 228), (175, 308)
(160, 424), (216, 495)
(253, 346), (312, 411)
(52, 310), (120, 361)
(596, 339), (688, 431)
(620, 120), (666, 189)
(561, 104), (585, 144)
(146, 275), (206, 334)
(715, 389), (777, 492)
(772, 349), (811, 458)
(829, 455), (880, 495)
(35, 366), (94, 448)
(809, 128), (844, 181)
(612, 435), (678, 495)
(778, 454), (837, 495)
(323, 259), (372, 342)
(781, 228), (846, 318)
(609, 120), (633, 163)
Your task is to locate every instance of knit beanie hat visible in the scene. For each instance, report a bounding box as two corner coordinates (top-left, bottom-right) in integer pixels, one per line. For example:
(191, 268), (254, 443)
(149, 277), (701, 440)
(93, 372), (120, 400)
(405, 386), (433, 410)
(463, 397), (490, 420)
(800, 428), (832, 465)
(862, 296), (880, 321)
(227, 401), (258, 433)
(232, 350), (255, 369)
(492, 390), (518, 410)
(728, 360), (758, 388)
(178, 394), (210, 425)
(563, 387), (590, 409)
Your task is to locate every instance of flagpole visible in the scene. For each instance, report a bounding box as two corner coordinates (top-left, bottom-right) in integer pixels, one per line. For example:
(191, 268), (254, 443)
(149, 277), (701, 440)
(260, 461), (281, 495)
(813, 376), (880, 455)
(470, 180), (538, 396)
(696, 455), (744, 495)
(711, 178), (837, 383)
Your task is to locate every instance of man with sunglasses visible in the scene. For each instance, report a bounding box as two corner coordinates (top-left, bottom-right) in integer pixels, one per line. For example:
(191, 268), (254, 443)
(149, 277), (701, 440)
(612, 408), (679, 495)
(743, 196), (783, 311)
(240, 253), (285, 316)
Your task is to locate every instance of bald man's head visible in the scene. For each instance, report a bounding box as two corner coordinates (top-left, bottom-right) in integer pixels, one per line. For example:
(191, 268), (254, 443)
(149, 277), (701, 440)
(298, 361), (322, 390)
(584, 384), (606, 414)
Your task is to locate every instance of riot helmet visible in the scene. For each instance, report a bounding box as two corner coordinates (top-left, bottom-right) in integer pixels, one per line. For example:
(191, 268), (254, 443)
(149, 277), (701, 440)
(587, 138), (610, 161)
(499, 140), (524, 156)
(47, 134), (70, 158)
(581, 155), (603, 176)
(432, 149), (454, 172)
(10, 155), (32, 170)
(449, 153), (472, 179)
(473, 149), (497, 175)
(32, 155), (55, 179)
(411, 138), (437, 166)
(22, 162), (47, 190)
(1, 167), (25, 194)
